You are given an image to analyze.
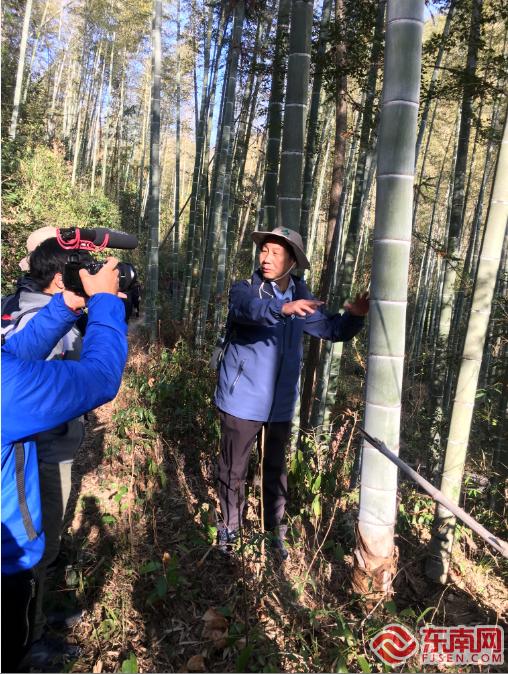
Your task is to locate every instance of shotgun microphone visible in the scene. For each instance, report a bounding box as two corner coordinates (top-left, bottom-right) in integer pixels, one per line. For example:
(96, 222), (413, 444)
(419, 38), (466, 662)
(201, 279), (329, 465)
(57, 227), (138, 251)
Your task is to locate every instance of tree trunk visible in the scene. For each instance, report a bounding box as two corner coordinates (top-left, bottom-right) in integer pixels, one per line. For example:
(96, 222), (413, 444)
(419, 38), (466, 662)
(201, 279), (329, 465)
(145, 0), (162, 338)
(277, 0), (313, 230)
(9, 0), (33, 139)
(352, 0), (424, 602)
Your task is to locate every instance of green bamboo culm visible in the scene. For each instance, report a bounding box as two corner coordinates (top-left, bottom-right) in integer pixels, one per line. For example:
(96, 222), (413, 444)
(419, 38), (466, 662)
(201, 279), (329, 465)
(263, 0), (290, 229)
(277, 0), (314, 230)
(145, 0), (162, 339)
(426, 109), (508, 584)
(352, 0), (424, 600)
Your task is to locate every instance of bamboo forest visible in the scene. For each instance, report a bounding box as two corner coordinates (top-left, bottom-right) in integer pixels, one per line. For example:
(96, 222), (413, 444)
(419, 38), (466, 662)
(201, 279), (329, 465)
(1, 0), (507, 671)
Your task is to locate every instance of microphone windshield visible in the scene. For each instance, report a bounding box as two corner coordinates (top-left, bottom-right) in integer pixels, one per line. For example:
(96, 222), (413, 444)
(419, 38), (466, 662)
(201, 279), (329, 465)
(57, 227), (138, 250)
(91, 228), (138, 249)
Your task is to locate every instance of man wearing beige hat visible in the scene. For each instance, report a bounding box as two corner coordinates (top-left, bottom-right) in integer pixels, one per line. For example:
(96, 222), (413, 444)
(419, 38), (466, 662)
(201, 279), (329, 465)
(18, 226), (58, 272)
(214, 226), (369, 558)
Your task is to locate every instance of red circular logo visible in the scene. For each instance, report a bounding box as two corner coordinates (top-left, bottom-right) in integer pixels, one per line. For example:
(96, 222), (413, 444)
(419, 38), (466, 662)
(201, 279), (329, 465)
(370, 623), (419, 665)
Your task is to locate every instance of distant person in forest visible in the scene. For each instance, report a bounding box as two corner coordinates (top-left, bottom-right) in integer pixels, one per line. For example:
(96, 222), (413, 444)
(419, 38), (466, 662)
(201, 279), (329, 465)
(123, 281), (141, 321)
(214, 226), (369, 559)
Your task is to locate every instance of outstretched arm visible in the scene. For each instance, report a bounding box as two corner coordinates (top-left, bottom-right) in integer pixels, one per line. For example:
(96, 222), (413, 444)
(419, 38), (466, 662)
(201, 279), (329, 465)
(303, 291), (368, 341)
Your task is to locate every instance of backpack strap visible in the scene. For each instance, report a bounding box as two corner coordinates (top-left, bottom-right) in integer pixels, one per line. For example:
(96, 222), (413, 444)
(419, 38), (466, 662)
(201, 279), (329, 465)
(1, 307), (40, 346)
(14, 442), (38, 541)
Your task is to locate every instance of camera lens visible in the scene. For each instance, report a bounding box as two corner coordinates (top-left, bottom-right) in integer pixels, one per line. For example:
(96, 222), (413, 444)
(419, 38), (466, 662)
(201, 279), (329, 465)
(117, 262), (137, 292)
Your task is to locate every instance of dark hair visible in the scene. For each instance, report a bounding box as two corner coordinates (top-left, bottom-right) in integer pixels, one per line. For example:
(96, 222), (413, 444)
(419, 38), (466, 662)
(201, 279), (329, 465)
(260, 235), (297, 263)
(29, 238), (91, 290)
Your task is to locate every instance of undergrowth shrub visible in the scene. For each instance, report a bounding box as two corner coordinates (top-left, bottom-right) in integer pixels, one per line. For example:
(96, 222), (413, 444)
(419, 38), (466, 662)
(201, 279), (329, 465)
(1, 141), (120, 292)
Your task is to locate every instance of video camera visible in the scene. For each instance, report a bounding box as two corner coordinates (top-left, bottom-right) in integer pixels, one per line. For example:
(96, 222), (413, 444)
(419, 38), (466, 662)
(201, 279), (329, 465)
(58, 227), (138, 296)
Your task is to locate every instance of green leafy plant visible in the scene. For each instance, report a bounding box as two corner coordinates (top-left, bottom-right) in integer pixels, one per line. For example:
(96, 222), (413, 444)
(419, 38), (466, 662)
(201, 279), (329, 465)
(120, 652), (138, 673)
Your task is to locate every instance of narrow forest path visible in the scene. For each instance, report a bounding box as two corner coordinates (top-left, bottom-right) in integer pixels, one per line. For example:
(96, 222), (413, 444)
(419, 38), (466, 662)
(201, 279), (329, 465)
(39, 328), (507, 674)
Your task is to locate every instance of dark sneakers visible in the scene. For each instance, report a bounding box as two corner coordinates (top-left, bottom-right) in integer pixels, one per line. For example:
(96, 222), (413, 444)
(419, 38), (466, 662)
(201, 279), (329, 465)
(269, 525), (289, 562)
(217, 525), (289, 561)
(217, 526), (238, 555)
(46, 608), (84, 630)
(23, 636), (81, 669)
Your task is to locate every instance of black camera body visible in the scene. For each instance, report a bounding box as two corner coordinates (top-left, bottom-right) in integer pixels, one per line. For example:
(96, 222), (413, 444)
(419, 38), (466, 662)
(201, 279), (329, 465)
(64, 253), (137, 296)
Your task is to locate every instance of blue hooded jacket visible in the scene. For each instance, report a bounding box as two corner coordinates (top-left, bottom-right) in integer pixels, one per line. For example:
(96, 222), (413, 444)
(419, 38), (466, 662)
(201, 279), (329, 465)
(1, 293), (128, 575)
(214, 270), (364, 422)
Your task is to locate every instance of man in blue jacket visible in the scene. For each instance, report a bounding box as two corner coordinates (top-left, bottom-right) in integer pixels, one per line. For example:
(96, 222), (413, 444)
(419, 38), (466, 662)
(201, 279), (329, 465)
(214, 227), (368, 558)
(1, 258), (128, 671)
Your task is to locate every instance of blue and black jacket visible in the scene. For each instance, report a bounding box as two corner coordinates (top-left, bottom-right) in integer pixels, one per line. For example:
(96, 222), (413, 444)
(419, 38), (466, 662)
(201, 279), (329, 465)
(1, 293), (127, 574)
(214, 270), (364, 422)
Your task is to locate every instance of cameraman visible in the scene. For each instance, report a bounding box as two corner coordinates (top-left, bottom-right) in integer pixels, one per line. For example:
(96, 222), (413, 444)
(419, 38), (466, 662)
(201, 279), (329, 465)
(9, 237), (94, 663)
(1, 259), (127, 671)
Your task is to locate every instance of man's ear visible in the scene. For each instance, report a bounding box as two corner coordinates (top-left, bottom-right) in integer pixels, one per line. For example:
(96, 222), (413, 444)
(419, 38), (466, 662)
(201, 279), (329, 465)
(55, 272), (65, 289)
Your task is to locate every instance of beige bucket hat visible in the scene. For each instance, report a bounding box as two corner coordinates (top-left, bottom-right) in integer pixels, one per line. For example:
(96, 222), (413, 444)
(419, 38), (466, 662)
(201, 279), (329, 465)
(19, 226), (58, 271)
(251, 226), (310, 269)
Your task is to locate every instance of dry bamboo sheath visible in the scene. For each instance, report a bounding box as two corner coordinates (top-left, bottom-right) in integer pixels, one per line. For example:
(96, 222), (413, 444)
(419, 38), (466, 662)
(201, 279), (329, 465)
(357, 427), (508, 558)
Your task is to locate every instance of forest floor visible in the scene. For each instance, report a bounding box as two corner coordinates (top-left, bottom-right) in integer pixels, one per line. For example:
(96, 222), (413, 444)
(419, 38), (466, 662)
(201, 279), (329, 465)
(36, 326), (507, 674)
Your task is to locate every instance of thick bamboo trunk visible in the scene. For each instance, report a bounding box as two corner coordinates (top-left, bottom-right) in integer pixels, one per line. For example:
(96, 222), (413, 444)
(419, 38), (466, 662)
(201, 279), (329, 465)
(353, 0), (424, 601)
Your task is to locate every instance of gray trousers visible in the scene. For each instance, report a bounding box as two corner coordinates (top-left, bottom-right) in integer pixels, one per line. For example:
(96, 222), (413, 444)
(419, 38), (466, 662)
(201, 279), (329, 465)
(216, 410), (291, 532)
(33, 461), (73, 641)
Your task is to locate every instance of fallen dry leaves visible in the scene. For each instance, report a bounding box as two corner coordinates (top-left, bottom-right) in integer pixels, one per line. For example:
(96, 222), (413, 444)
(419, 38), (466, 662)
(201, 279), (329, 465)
(201, 607), (229, 650)
(185, 654), (206, 672)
